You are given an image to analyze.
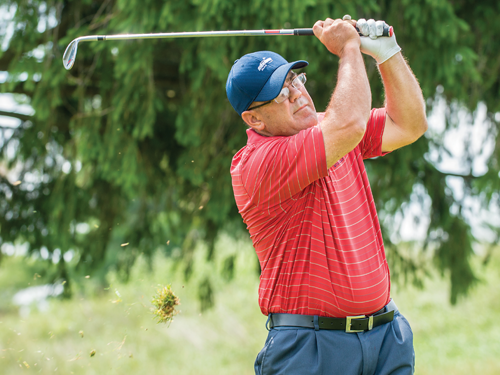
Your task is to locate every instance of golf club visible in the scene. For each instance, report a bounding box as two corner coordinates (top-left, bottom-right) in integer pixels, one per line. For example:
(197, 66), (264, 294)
(63, 25), (392, 70)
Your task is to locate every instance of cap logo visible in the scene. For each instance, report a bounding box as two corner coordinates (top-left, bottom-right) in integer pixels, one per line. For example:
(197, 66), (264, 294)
(258, 57), (273, 71)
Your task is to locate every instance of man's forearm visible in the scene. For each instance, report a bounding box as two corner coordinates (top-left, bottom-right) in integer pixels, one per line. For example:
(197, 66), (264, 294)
(326, 43), (371, 131)
(320, 43), (372, 167)
(379, 53), (427, 140)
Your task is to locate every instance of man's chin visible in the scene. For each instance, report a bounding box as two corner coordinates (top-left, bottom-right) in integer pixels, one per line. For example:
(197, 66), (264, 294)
(302, 111), (319, 128)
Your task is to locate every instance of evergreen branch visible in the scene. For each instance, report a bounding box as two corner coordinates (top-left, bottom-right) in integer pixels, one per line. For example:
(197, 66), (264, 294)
(427, 163), (482, 181)
(3, 81), (100, 99)
(435, 171), (481, 181)
(0, 49), (16, 71)
(0, 26), (59, 71)
(1, 82), (39, 96)
(0, 110), (31, 122)
(88, 0), (114, 30)
(72, 107), (114, 119)
(0, 125), (19, 130)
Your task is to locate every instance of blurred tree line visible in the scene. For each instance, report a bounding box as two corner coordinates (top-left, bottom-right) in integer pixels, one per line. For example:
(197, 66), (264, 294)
(1, 0), (499, 307)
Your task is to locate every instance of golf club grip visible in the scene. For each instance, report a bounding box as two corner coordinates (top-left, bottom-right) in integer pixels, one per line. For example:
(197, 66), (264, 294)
(356, 24), (392, 37)
(293, 25), (392, 37)
(294, 29), (315, 36)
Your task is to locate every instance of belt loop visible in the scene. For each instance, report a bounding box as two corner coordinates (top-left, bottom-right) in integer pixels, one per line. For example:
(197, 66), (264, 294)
(266, 313), (272, 331)
(387, 299), (398, 313)
(313, 315), (320, 331)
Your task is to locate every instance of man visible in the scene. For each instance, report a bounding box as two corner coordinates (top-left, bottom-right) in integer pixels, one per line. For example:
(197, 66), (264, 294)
(226, 16), (427, 375)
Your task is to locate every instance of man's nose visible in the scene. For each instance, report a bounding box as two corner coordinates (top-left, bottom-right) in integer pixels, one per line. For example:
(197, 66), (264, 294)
(288, 86), (302, 103)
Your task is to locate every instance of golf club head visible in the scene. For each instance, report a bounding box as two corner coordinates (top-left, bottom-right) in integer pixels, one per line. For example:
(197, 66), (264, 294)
(63, 39), (78, 70)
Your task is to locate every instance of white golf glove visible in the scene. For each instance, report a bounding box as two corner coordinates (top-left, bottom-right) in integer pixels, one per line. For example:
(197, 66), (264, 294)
(357, 18), (401, 64)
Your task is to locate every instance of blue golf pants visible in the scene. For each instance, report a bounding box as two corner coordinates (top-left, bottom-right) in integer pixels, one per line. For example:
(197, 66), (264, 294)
(254, 305), (414, 375)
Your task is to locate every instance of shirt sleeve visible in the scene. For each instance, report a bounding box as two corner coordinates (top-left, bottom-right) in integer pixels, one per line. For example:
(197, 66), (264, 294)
(358, 108), (391, 159)
(240, 125), (328, 211)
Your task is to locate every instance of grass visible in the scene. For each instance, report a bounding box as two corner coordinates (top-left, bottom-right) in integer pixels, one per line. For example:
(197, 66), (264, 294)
(1, 237), (499, 374)
(394, 254), (500, 375)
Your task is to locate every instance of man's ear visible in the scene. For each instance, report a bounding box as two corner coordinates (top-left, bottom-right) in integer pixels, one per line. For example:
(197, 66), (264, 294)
(241, 110), (266, 132)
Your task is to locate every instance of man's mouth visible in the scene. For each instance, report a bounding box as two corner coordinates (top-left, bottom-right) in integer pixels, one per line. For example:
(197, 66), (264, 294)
(294, 104), (307, 114)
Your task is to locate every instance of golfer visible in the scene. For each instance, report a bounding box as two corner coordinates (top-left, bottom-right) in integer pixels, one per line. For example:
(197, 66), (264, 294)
(226, 16), (427, 375)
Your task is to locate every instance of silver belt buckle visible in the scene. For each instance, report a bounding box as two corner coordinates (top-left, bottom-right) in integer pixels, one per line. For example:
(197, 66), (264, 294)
(345, 315), (373, 333)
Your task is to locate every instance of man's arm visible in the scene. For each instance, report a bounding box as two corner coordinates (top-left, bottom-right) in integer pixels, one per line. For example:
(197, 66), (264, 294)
(313, 18), (372, 169)
(354, 19), (428, 152)
(379, 53), (428, 152)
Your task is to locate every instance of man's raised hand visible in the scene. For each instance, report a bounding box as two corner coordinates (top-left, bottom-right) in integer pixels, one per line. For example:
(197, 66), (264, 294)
(313, 18), (361, 57)
(357, 18), (401, 64)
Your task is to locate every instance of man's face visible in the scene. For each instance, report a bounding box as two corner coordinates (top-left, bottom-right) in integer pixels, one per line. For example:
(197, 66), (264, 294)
(243, 71), (318, 137)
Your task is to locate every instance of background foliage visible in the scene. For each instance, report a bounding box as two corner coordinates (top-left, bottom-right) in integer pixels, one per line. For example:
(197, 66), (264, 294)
(1, 0), (499, 306)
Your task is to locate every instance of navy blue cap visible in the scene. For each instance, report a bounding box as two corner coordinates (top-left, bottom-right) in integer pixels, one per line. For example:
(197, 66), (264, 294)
(226, 51), (308, 115)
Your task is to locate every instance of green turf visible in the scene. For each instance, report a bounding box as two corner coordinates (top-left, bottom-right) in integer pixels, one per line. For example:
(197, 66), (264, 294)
(1, 238), (499, 374)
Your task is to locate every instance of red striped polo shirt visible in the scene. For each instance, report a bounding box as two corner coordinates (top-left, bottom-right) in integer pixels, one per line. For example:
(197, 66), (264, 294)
(231, 108), (390, 318)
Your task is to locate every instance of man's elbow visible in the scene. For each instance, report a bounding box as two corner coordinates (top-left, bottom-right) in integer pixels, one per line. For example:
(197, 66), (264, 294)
(353, 110), (370, 137)
(402, 118), (428, 147)
(347, 118), (368, 145)
(404, 107), (428, 142)
(414, 115), (428, 141)
(396, 115), (429, 148)
(353, 117), (368, 136)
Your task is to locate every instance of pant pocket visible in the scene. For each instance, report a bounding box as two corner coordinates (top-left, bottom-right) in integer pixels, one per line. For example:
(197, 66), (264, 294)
(254, 331), (280, 375)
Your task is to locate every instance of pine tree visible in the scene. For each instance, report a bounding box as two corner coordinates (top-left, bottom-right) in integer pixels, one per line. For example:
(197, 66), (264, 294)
(1, 0), (499, 306)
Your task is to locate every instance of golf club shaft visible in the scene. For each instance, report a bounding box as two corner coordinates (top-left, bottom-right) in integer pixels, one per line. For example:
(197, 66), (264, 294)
(63, 26), (392, 70)
(69, 24), (390, 42)
(73, 29), (314, 43)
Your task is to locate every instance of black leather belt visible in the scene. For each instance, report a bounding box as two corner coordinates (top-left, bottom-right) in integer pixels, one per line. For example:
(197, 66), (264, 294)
(269, 300), (397, 333)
